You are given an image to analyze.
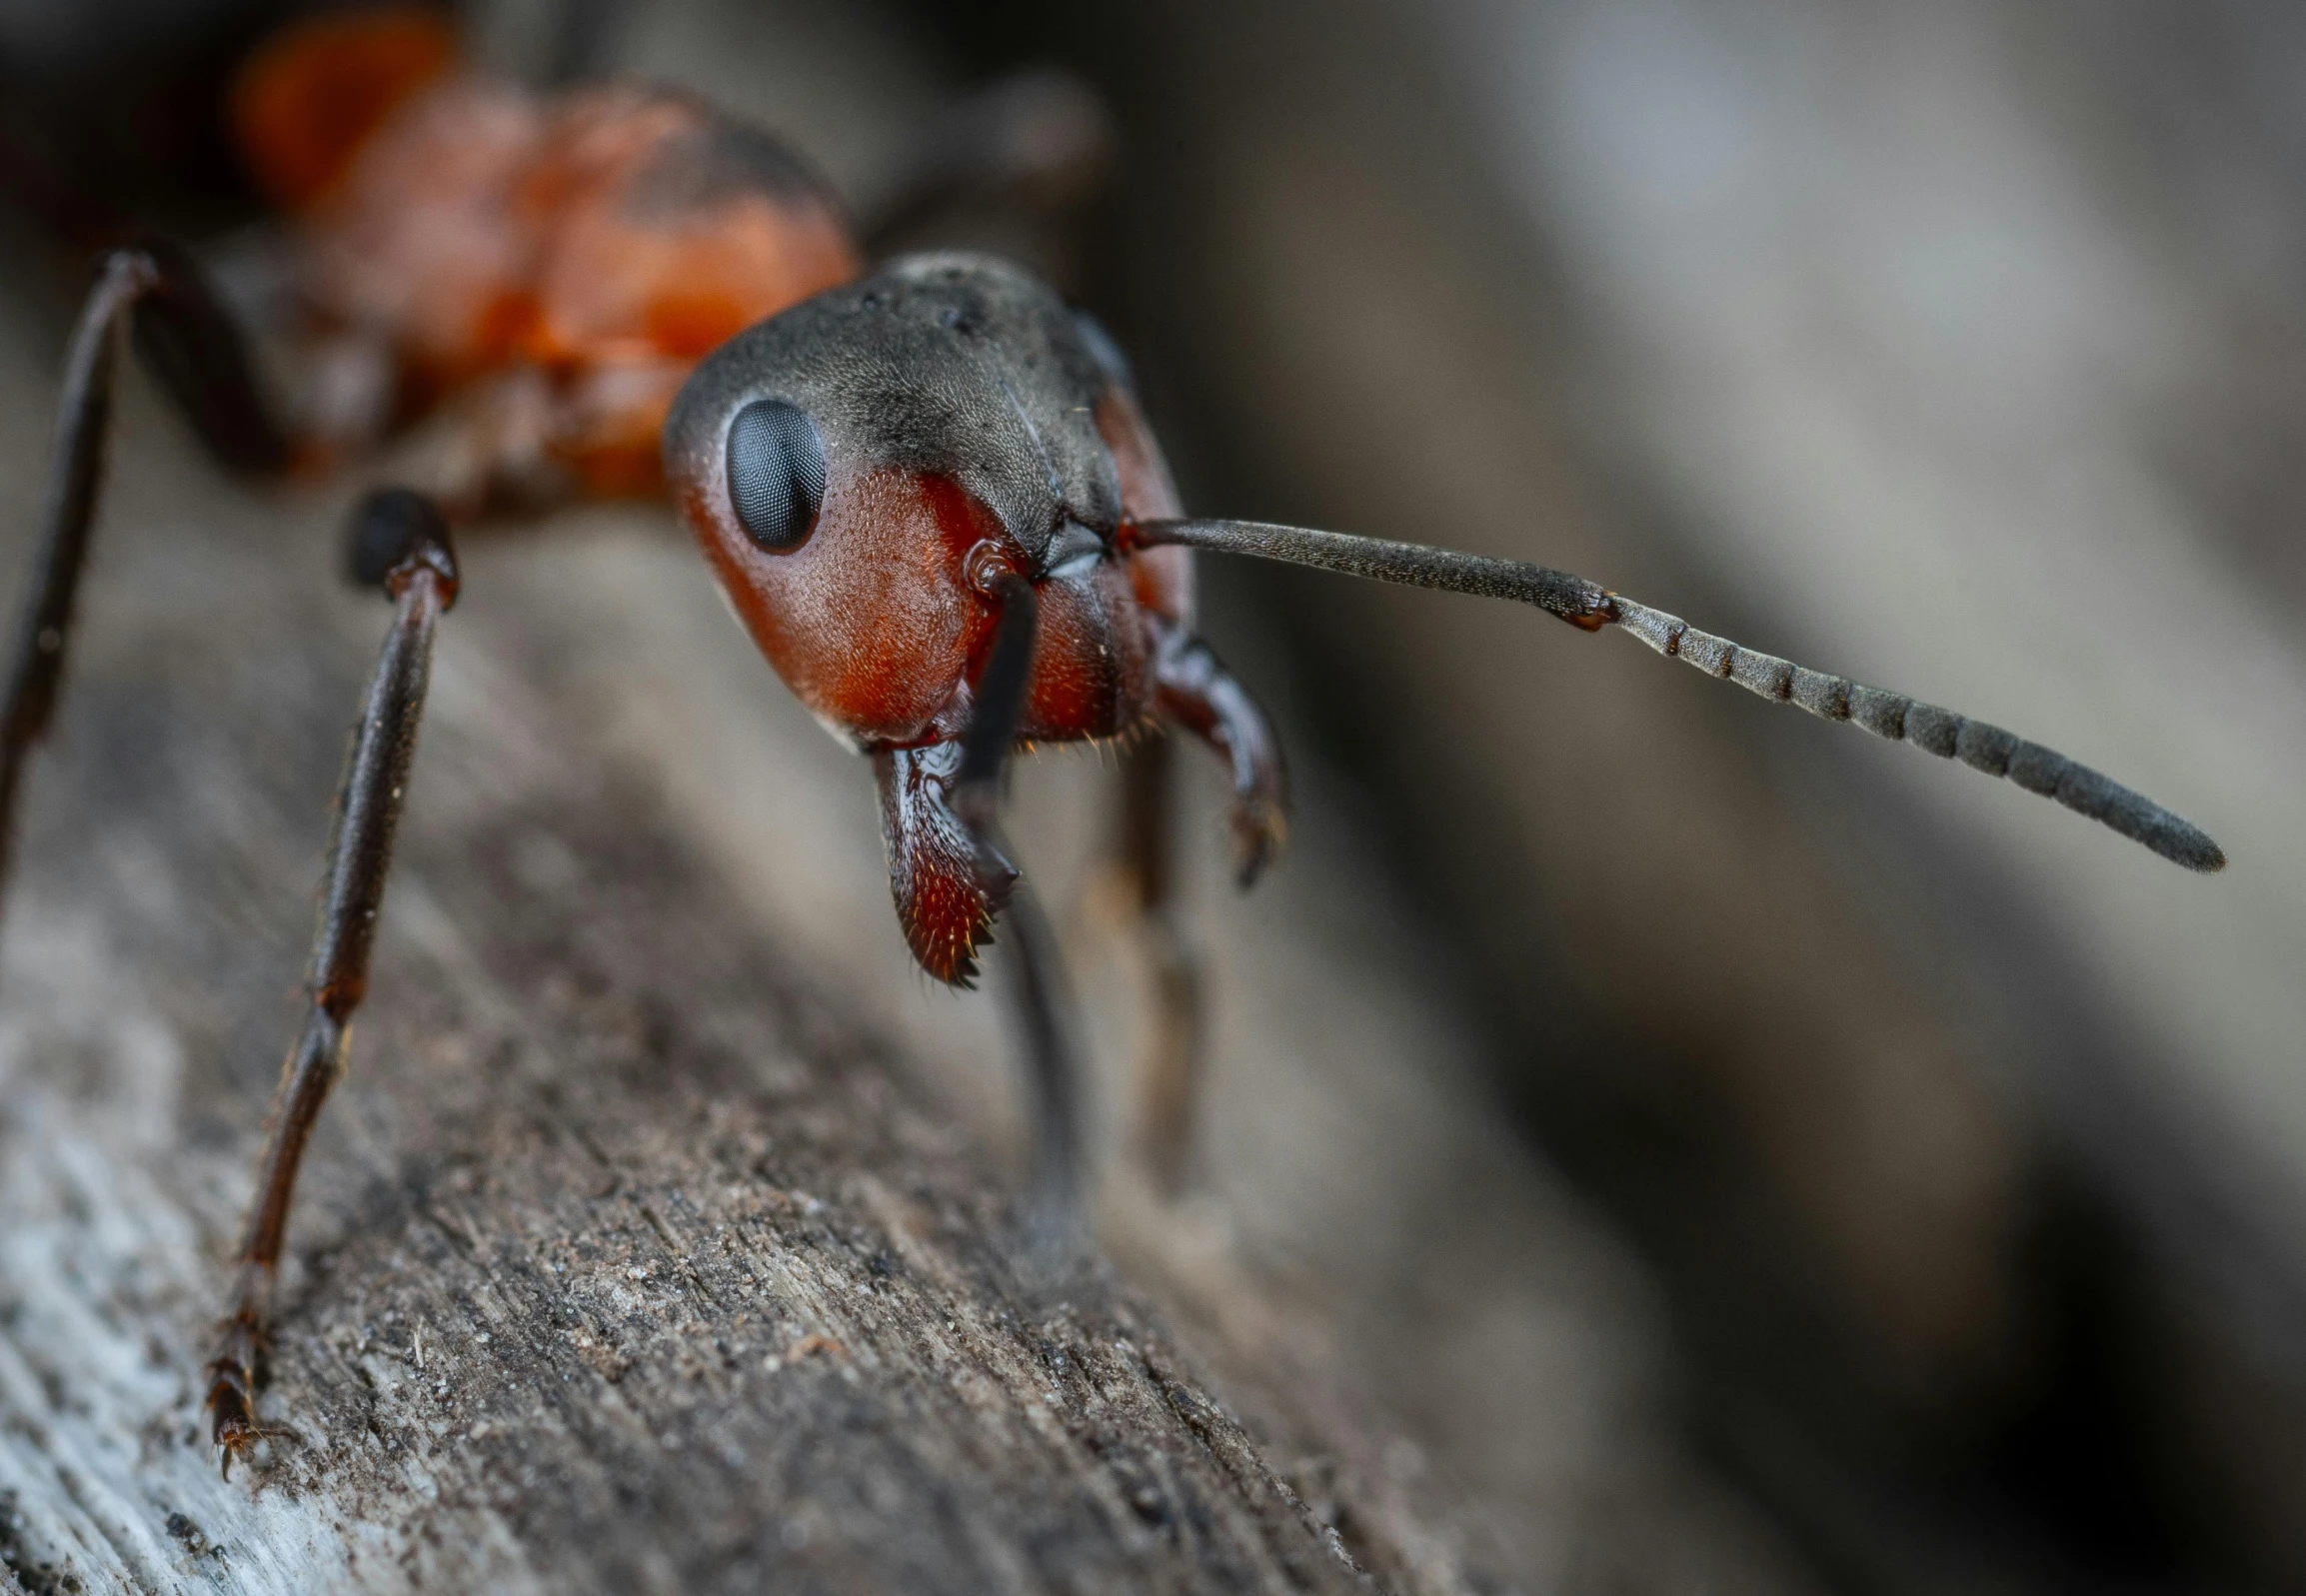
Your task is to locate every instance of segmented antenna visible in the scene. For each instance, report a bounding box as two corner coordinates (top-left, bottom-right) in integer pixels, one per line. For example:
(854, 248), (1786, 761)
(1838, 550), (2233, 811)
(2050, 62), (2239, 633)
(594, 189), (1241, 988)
(1605, 595), (2223, 870)
(1131, 518), (2225, 872)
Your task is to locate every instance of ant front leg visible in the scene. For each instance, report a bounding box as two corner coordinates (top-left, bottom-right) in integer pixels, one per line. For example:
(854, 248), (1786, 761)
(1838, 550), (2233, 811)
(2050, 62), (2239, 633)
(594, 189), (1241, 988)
(876, 572), (1089, 1247)
(1153, 628), (1288, 890)
(0, 242), (283, 916)
(959, 573), (1090, 1245)
(207, 490), (457, 1475)
(1123, 630), (1287, 1193)
(1117, 734), (1203, 1195)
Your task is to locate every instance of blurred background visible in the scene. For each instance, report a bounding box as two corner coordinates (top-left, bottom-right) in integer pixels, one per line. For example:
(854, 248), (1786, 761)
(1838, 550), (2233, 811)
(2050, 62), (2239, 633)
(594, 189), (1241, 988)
(1, 0), (2301, 1590)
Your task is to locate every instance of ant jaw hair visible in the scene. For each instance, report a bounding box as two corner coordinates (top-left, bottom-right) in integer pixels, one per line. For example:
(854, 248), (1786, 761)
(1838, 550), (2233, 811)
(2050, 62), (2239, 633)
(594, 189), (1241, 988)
(1131, 518), (2225, 873)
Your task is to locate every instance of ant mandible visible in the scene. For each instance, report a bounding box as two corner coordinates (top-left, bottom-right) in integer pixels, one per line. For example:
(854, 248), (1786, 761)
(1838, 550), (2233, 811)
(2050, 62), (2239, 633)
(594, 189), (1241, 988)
(0, 7), (2224, 1480)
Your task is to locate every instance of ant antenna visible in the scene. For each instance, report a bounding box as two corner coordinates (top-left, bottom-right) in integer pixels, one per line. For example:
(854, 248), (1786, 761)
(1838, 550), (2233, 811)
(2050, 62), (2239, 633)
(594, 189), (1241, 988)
(1132, 518), (2224, 872)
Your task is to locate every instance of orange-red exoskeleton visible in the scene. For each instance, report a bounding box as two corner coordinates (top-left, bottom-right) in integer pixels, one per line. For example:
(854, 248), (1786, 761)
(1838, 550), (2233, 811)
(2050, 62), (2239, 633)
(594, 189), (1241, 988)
(232, 6), (859, 499)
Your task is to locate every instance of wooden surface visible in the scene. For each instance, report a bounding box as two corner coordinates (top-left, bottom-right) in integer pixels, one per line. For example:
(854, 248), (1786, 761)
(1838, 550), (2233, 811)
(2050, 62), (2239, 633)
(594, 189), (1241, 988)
(0, 423), (1382, 1592)
(0, 246), (1819, 1591)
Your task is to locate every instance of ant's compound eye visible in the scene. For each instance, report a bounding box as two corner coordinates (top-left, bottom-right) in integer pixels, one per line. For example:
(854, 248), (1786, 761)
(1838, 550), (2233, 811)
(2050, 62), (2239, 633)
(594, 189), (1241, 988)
(727, 399), (825, 551)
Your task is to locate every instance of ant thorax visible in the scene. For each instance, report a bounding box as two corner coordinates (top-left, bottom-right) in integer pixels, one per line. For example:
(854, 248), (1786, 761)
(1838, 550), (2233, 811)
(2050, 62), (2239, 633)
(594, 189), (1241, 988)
(234, 11), (859, 501)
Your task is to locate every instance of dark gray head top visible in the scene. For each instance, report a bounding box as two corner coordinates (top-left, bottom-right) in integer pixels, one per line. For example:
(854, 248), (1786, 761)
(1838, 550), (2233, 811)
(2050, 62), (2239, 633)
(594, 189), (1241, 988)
(667, 251), (1130, 569)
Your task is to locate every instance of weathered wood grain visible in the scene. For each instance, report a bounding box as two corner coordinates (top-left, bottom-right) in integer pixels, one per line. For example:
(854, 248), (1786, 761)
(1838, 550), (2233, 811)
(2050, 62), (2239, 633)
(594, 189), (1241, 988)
(0, 230), (1475, 1592)
(0, 443), (1399, 1595)
(0, 313), (1821, 1595)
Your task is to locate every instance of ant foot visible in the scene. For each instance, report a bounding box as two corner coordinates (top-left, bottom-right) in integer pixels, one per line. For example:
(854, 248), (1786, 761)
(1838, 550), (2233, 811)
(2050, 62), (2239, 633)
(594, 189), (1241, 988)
(205, 1363), (261, 1478)
(1228, 796), (1288, 889)
(204, 1311), (267, 1479)
(1019, 1176), (1092, 1272)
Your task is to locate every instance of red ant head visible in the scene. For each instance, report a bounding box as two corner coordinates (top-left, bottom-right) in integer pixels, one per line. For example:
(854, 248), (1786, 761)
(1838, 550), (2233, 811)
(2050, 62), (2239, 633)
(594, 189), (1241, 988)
(664, 253), (1179, 750)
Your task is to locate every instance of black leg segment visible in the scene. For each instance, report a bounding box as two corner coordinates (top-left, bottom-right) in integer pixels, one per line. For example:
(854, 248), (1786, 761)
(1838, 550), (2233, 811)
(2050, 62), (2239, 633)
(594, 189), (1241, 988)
(126, 239), (287, 477)
(1119, 733), (1205, 1196)
(1119, 628), (1283, 1194)
(955, 572), (1091, 1246)
(868, 573), (1093, 1238)
(1153, 626), (1288, 888)
(207, 491), (456, 1475)
(0, 244), (283, 923)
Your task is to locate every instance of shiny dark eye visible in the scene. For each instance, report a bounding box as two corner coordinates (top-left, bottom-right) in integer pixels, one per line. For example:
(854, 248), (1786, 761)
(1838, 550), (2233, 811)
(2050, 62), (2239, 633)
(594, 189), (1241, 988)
(726, 399), (825, 550)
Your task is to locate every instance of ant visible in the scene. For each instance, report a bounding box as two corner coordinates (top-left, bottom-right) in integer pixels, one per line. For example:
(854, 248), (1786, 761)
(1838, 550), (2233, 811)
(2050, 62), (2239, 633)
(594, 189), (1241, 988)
(0, 6), (2224, 1480)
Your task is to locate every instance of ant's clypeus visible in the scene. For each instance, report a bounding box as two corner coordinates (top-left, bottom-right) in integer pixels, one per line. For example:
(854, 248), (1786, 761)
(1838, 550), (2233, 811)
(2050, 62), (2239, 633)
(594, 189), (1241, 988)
(0, 6), (2222, 1478)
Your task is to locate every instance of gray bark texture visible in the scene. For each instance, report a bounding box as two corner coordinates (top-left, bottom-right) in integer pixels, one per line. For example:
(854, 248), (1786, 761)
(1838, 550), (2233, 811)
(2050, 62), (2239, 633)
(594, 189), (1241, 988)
(0, 431), (1381, 1593)
(0, 374), (1404, 1593)
(0, 243), (1814, 1592)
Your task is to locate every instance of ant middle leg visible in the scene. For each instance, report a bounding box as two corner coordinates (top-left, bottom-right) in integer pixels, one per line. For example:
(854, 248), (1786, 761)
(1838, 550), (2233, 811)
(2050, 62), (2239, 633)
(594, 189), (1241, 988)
(206, 490), (458, 1475)
(1139, 632), (1300, 1189)
(0, 242), (284, 912)
(1124, 629), (1285, 1194)
(1117, 733), (1205, 1196)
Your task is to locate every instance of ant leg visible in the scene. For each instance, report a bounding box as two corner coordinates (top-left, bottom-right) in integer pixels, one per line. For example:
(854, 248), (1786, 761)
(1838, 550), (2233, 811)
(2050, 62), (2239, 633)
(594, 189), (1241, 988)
(1153, 629), (1289, 889)
(953, 573), (1090, 1242)
(1118, 733), (1205, 1196)
(0, 243), (283, 916)
(207, 491), (457, 1476)
(874, 574), (1089, 1242)
(1119, 630), (1285, 1192)
(1134, 518), (2224, 871)
(987, 869), (1087, 1245)
(858, 72), (1114, 252)
(123, 240), (289, 477)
